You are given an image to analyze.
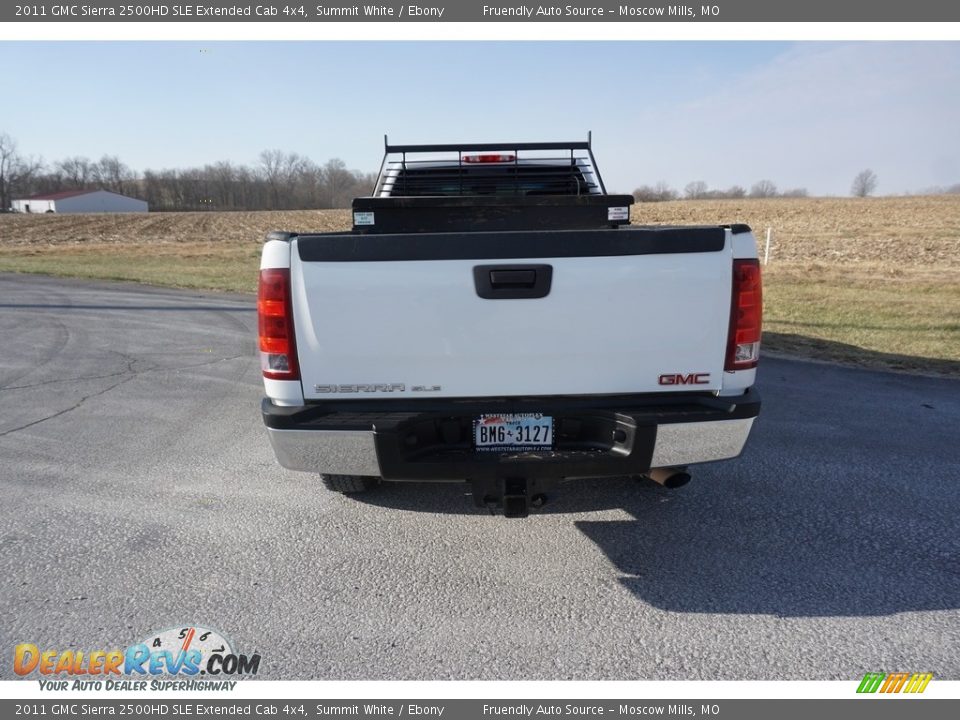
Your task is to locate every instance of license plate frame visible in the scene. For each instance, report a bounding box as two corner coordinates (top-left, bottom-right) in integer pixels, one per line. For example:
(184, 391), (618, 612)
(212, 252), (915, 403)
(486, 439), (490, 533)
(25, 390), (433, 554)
(474, 413), (554, 452)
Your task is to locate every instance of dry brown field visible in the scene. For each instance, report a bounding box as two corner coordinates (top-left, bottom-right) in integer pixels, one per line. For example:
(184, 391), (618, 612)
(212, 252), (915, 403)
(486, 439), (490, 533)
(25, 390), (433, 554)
(1, 196), (958, 375)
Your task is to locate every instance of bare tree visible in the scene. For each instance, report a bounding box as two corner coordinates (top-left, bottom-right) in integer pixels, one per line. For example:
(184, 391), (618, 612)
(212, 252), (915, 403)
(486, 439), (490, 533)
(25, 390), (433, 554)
(701, 186), (748, 199)
(851, 169), (878, 197)
(234, 165), (259, 209)
(750, 180), (778, 198)
(655, 181), (678, 201)
(633, 181), (678, 203)
(0, 133), (18, 210)
(684, 180), (708, 199)
(203, 161), (233, 209)
(0, 133), (43, 210)
(93, 155), (136, 195)
(259, 150), (310, 209)
(258, 149), (287, 209)
(632, 186), (655, 202)
(56, 156), (96, 188)
(781, 187), (809, 198)
(320, 158), (359, 208)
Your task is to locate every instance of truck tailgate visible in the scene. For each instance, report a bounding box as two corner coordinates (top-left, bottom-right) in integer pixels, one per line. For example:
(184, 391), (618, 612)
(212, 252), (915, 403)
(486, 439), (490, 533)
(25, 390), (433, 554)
(292, 226), (732, 400)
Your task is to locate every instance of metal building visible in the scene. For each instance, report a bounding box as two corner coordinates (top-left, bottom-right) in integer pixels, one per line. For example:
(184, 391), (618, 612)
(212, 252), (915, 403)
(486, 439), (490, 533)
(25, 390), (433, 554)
(12, 189), (148, 214)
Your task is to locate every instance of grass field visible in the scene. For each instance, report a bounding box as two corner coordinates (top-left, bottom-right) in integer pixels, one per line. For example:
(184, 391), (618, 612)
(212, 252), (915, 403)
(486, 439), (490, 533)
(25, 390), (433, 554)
(1, 196), (958, 376)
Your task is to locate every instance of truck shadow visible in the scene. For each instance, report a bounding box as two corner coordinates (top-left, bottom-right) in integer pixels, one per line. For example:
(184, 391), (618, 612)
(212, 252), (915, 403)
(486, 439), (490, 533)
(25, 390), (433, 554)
(575, 471), (960, 617)
(356, 465), (960, 618)
(763, 331), (960, 378)
(578, 353), (960, 617)
(354, 355), (960, 617)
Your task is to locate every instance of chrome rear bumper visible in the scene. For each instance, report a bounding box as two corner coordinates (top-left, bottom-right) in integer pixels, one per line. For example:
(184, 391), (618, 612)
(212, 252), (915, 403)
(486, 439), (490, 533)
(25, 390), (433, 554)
(266, 414), (756, 478)
(267, 429), (381, 476)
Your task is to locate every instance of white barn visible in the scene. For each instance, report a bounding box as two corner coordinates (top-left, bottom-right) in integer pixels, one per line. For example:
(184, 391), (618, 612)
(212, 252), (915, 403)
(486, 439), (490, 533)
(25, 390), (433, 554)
(12, 189), (148, 214)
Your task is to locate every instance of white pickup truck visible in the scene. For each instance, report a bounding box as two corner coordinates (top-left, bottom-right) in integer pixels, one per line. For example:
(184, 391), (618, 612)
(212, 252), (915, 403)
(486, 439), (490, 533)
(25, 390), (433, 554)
(259, 137), (762, 516)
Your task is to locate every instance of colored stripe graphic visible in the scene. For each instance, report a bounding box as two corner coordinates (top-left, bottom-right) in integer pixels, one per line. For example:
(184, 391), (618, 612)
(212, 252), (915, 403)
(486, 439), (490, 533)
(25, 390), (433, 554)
(857, 673), (886, 693)
(883, 673), (907, 693)
(857, 672), (932, 694)
(909, 674), (933, 693)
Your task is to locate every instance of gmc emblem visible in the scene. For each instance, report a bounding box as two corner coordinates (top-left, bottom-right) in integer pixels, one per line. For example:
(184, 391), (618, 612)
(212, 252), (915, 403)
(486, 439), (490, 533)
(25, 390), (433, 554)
(659, 373), (711, 386)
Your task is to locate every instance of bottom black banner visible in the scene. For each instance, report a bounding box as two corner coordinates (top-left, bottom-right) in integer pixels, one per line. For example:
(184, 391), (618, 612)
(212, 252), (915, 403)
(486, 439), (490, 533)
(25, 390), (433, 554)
(2, 699), (958, 720)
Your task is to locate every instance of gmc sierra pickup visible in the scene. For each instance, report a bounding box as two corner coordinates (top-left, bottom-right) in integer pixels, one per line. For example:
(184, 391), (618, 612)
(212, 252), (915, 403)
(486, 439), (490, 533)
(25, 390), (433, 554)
(259, 136), (762, 517)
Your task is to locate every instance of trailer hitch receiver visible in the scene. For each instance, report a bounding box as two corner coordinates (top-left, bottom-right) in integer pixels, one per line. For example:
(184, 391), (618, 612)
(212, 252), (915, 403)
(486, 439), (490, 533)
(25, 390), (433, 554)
(501, 477), (529, 518)
(473, 476), (549, 518)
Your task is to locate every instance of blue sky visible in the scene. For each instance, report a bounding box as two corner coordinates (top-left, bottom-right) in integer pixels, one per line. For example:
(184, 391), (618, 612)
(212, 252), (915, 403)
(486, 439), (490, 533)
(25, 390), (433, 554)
(2, 41), (958, 195)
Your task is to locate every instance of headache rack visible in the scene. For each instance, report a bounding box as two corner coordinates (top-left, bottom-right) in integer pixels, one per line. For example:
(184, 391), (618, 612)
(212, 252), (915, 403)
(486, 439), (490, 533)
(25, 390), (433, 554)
(372, 133), (609, 198)
(354, 133), (632, 235)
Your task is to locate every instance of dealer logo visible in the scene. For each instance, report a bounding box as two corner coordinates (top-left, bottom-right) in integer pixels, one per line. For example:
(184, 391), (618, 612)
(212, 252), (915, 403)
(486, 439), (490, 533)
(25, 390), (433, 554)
(856, 672), (933, 694)
(14, 624), (260, 689)
(137, 625), (259, 677)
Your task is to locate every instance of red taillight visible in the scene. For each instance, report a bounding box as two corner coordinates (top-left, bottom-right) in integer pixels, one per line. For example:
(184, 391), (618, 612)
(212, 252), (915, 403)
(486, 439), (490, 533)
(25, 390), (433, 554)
(462, 153), (516, 164)
(258, 268), (299, 381)
(725, 259), (763, 371)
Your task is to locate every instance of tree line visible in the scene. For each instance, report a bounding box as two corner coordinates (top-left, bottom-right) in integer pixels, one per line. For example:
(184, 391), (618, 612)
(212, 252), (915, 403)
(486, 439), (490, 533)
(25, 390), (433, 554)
(0, 133), (375, 212)
(633, 180), (809, 202)
(634, 179), (812, 203)
(635, 171), (960, 202)
(4, 132), (960, 211)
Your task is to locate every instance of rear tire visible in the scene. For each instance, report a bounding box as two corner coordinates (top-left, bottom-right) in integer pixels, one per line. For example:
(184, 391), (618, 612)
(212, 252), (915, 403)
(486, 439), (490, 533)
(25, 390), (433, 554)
(321, 474), (380, 494)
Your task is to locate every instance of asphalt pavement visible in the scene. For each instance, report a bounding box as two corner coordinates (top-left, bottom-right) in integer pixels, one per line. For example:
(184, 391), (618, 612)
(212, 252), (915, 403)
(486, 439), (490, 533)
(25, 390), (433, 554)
(1, 273), (958, 680)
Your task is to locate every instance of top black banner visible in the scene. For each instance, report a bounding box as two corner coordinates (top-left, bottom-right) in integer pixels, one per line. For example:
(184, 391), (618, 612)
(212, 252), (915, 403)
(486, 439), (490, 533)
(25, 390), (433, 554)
(6, 0), (960, 22)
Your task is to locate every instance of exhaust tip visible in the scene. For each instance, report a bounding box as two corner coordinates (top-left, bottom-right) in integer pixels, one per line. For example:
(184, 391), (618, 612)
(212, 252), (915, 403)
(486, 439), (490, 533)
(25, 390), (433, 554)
(647, 467), (692, 489)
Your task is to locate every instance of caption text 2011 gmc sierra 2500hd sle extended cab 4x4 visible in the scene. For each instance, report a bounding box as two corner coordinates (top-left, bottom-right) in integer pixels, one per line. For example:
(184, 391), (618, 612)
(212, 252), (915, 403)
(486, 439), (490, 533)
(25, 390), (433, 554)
(258, 136), (762, 517)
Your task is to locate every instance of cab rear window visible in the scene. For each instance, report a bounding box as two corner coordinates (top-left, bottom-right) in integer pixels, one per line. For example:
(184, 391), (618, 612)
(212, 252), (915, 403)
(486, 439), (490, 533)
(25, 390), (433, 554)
(389, 164), (591, 196)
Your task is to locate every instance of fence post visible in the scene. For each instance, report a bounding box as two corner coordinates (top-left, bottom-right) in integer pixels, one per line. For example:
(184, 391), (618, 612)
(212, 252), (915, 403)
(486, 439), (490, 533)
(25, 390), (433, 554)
(763, 227), (772, 265)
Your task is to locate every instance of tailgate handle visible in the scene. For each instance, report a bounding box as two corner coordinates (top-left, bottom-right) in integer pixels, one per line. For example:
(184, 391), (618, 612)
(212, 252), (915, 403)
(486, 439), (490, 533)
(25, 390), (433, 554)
(474, 264), (553, 300)
(490, 270), (536, 287)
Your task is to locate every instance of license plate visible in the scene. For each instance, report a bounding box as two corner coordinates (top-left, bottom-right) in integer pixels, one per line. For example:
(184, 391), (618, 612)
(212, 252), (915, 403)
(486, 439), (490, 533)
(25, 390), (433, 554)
(474, 413), (553, 451)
